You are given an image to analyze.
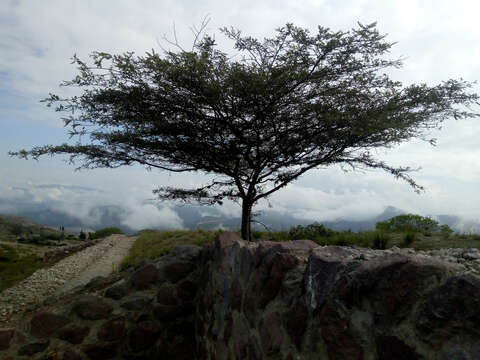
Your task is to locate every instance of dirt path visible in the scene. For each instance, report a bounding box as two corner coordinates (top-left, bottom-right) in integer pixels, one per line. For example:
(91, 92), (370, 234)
(0, 234), (136, 327)
(56, 235), (137, 295)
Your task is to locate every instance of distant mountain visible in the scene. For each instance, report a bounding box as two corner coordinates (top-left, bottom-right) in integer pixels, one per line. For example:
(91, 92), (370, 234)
(171, 205), (407, 232)
(3, 204), (479, 234)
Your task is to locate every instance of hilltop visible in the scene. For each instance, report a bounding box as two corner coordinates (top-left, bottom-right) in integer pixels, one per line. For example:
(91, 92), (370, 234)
(0, 214), (63, 243)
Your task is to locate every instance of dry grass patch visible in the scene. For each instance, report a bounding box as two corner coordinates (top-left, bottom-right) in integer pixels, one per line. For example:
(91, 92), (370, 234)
(120, 229), (220, 270)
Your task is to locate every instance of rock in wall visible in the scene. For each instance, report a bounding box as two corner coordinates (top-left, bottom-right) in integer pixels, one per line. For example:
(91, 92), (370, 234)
(1, 232), (479, 359)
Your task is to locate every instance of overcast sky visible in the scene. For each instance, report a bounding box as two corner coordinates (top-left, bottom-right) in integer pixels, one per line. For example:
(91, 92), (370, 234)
(1, 0), (479, 230)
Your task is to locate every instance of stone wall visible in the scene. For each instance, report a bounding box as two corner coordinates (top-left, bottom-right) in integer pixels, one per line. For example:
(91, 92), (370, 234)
(198, 233), (480, 359)
(1, 232), (479, 359)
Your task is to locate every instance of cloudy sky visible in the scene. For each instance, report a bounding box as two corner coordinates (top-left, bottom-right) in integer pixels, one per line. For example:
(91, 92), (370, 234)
(1, 0), (479, 231)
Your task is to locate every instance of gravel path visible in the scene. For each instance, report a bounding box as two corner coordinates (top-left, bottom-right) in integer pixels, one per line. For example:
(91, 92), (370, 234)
(56, 235), (136, 295)
(0, 234), (136, 326)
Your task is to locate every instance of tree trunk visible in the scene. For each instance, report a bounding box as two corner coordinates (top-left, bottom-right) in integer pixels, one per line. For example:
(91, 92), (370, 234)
(241, 198), (252, 241)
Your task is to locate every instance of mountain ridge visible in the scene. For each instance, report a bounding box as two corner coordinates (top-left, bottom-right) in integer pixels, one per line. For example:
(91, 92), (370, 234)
(2, 204), (479, 234)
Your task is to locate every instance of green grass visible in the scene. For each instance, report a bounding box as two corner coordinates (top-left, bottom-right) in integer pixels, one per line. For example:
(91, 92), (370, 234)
(0, 244), (45, 292)
(119, 229), (221, 270)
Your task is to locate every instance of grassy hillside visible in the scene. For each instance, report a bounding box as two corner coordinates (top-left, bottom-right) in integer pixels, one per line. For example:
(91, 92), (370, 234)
(0, 214), (64, 243)
(0, 243), (44, 292)
(0, 214), (87, 292)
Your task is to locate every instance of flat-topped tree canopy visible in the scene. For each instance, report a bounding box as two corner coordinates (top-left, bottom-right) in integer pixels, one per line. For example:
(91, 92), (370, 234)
(11, 22), (479, 240)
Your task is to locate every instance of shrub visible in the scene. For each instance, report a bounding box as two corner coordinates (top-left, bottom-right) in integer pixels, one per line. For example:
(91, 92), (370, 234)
(372, 232), (390, 250)
(376, 214), (454, 237)
(0, 244), (18, 262)
(402, 231), (416, 247)
(440, 224), (453, 238)
(89, 227), (124, 240)
(79, 230), (87, 240)
(376, 214), (437, 233)
(288, 222), (334, 240)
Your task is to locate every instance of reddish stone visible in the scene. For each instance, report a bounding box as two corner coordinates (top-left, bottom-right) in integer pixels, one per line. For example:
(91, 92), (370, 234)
(62, 350), (83, 360)
(153, 304), (194, 322)
(30, 312), (70, 338)
(17, 340), (49, 356)
(277, 240), (318, 251)
(82, 342), (118, 359)
(260, 312), (284, 354)
(120, 296), (152, 311)
(130, 264), (159, 289)
(215, 232), (242, 248)
(0, 329), (14, 350)
(233, 318), (250, 359)
(260, 252), (298, 307)
(129, 321), (162, 352)
(177, 280), (198, 302)
(352, 257), (448, 324)
(72, 296), (113, 320)
(254, 240), (314, 268)
(304, 246), (359, 309)
(104, 282), (128, 300)
(243, 286), (258, 328)
(285, 303), (308, 349)
(97, 316), (126, 342)
(239, 246), (256, 282)
(58, 326), (90, 344)
(375, 334), (420, 359)
(164, 262), (194, 283)
(417, 274), (480, 345)
(196, 318), (205, 338)
(63, 349), (83, 360)
(224, 316), (233, 343)
(230, 278), (243, 311)
(319, 305), (363, 360)
(214, 340), (229, 360)
(248, 335), (262, 360)
(156, 284), (178, 306)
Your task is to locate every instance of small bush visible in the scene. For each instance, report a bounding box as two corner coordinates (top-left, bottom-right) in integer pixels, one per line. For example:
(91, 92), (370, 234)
(0, 244), (18, 262)
(440, 225), (453, 239)
(288, 222), (335, 241)
(89, 227), (124, 240)
(372, 232), (390, 249)
(402, 232), (416, 247)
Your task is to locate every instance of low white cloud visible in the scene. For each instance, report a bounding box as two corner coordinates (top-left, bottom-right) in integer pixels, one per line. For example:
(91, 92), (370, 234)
(121, 202), (183, 231)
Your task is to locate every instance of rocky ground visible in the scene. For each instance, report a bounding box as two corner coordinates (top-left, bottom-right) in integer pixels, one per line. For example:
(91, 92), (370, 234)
(378, 246), (480, 275)
(0, 234), (136, 327)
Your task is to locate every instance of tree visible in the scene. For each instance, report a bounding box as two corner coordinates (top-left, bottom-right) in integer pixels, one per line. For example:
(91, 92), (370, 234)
(376, 213), (453, 235)
(10, 22), (479, 241)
